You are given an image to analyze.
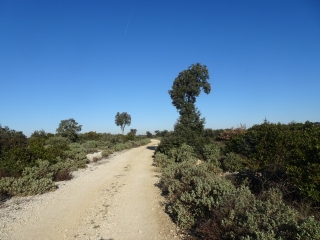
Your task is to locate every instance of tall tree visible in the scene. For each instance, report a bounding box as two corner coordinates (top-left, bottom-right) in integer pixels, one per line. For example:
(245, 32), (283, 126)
(115, 112), (131, 134)
(157, 63), (211, 155)
(56, 118), (82, 142)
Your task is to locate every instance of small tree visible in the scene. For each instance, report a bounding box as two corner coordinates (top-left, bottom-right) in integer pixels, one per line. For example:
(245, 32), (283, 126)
(115, 112), (131, 135)
(130, 129), (137, 135)
(146, 131), (152, 138)
(56, 118), (82, 142)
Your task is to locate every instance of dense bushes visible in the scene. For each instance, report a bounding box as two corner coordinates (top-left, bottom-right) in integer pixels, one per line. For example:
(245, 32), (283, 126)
(198, 187), (320, 239)
(154, 132), (320, 239)
(226, 121), (320, 202)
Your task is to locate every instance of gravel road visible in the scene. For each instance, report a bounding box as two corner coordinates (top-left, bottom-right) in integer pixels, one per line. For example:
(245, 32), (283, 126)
(0, 140), (179, 240)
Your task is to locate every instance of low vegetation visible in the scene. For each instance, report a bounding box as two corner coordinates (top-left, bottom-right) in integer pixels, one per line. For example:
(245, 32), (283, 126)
(154, 63), (320, 239)
(0, 121), (150, 199)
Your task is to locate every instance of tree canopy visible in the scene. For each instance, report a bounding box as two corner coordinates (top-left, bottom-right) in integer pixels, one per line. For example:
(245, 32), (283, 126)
(56, 118), (82, 142)
(115, 112), (131, 135)
(169, 63), (210, 114)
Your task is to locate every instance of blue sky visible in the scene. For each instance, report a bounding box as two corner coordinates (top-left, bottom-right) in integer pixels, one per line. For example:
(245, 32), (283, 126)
(1, 0), (319, 136)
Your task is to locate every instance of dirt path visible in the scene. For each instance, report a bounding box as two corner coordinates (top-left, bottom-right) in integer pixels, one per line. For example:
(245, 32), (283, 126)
(0, 140), (179, 240)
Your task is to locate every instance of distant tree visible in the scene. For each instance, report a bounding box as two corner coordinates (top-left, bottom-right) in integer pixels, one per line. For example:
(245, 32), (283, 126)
(56, 118), (82, 142)
(146, 131), (152, 138)
(130, 129), (137, 135)
(30, 129), (49, 140)
(160, 130), (169, 137)
(115, 112), (131, 135)
(154, 130), (160, 136)
(0, 125), (28, 156)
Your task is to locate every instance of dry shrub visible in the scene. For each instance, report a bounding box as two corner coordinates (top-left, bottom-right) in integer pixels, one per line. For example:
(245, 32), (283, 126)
(218, 124), (246, 141)
(54, 169), (72, 182)
(92, 156), (101, 162)
(0, 170), (10, 179)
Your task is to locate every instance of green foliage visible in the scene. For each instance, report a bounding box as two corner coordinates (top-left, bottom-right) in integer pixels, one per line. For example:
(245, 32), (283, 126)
(0, 125), (27, 155)
(146, 131), (152, 138)
(154, 130), (169, 137)
(204, 128), (224, 141)
(124, 132), (135, 142)
(45, 136), (71, 150)
(167, 143), (197, 163)
(0, 146), (34, 176)
(218, 124), (247, 141)
(56, 118), (82, 142)
(82, 140), (101, 153)
(0, 161), (56, 196)
(115, 112), (131, 134)
(203, 143), (221, 167)
(101, 148), (115, 158)
(0, 124), (150, 199)
(168, 63), (210, 113)
(226, 121), (320, 202)
(199, 187), (320, 240)
(154, 152), (174, 168)
(79, 131), (101, 141)
(222, 152), (244, 172)
(160, 160), (231, 229)
(28, 138), (65, 164)
(157, 63), (211, 157)
(30, 129), (50, 140)
(65, 143), (88, 167)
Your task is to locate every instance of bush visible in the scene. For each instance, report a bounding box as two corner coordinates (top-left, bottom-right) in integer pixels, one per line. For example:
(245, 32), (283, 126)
(53, 169), (72, 181)
(218, 124), (247, 141)
(167, 143), (197, 163)
(203, 143), (221, 167)
(45, 136), (71, 150)
(198, 187), (320, 239)
(226, 121), (320, 202)
(0, 146), (34, 176)
(222, 152), (244, 172)
(82, 140), (100, 153)
(101, 148), (114, 158)
(154, 152), (174, 169)
(0, 161), (56, 197)
(161, 160), (233, 229)
(66, 143), (88, 162)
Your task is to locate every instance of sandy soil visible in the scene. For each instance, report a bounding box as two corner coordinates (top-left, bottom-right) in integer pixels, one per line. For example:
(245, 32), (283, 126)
(0, 140), (179, 240)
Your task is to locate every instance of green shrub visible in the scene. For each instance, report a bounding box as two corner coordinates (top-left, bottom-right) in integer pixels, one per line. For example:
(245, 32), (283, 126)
(66, 143), (87, 161)
(167, 143), (197, 163)
(198, 187), (320, 239)
(0, 146), (34, 176)
(203, 143), (221, 167)
(0, 161), (56, 197)
(101, 148), (114, 158)
(45, 136), (71, 149)
(222, 152), (244, 172)
(226, 121), (320, 202)
(161, 160), (234, 229)
(154, 152), (174, 168)
(82, 140), (100, 153)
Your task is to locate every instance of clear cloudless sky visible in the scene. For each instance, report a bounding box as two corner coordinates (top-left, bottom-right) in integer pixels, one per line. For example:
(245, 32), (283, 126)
(1, 0), (319, 136)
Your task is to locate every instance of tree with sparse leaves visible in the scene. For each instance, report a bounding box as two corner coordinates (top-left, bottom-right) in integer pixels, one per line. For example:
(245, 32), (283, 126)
(56, 118), (82, 142)
(115, 112), (131, 135)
